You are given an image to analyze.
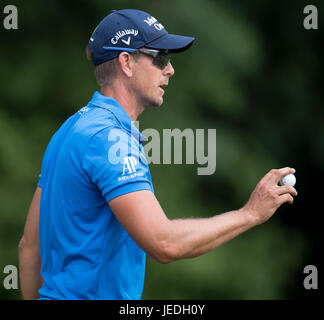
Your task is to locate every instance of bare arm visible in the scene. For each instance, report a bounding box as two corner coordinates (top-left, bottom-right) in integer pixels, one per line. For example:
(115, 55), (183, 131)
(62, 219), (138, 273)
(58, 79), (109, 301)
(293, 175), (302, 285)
(18, 187), (43, 299)
(109, 167), (297, 264)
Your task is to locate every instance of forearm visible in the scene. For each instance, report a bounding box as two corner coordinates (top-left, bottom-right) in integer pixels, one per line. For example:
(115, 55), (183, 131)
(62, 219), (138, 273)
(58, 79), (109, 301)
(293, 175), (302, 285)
(18, 240), (43, 300)
(110, 169), (297, 264)
(165, 208), (257, 261)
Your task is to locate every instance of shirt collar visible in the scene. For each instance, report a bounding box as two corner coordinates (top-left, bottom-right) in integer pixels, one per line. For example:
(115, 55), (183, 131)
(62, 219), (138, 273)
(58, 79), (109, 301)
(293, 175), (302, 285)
(88, 91), (147, 143)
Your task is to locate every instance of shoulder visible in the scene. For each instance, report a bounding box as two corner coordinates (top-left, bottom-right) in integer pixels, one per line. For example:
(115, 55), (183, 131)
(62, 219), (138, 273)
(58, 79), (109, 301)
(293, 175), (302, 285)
(67, 105), (132, 155)
(74, 106), (120, 137)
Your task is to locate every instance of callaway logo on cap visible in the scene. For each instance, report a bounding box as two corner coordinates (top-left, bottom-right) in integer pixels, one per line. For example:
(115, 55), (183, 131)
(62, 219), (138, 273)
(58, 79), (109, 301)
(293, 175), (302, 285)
(89, 9), (195, 65)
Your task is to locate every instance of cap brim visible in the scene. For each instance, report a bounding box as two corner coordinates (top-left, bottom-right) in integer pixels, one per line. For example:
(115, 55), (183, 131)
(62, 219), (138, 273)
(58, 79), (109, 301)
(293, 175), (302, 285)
(145, 33), (195, 53)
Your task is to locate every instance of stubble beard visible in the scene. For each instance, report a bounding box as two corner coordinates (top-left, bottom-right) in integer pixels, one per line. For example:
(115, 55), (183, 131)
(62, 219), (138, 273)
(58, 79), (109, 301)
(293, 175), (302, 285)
(136, 87), (164, 110)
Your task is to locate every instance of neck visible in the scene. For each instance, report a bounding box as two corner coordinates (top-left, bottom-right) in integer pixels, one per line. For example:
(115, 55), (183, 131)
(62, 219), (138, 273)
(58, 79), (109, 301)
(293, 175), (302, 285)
(100, 81), (144, 121)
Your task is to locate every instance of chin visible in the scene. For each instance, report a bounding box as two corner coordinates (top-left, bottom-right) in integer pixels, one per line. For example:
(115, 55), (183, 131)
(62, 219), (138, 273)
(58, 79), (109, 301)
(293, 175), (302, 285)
(145, 97), (163, 108)
(154, 98), (164, 108)
(157, 96), (164, 106)
(141, 90), (164, 108)
(157, 93), (165, 106)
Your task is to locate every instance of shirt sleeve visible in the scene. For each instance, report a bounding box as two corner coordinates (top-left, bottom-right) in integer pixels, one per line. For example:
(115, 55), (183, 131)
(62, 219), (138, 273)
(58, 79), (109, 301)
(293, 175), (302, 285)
(82, 126), (152, 202)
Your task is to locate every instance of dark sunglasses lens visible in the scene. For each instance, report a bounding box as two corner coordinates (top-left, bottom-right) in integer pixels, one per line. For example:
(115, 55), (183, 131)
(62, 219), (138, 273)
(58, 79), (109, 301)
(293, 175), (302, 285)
(152, 54), (171, 69)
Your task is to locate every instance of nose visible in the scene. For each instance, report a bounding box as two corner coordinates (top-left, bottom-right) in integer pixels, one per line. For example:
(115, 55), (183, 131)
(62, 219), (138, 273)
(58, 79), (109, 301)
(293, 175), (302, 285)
(164, 62), (175, 77)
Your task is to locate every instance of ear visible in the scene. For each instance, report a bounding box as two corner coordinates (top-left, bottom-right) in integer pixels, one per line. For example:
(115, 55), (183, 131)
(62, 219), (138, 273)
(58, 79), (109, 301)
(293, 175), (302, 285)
(118, 52), (136, 78)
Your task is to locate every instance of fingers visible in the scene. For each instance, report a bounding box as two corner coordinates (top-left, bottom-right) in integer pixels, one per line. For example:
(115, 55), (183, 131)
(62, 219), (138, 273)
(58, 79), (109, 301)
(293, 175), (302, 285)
(264, 167), (296, 185)
(277, 184), (297, 197)
(278, 193), (294, 205)
(277, 183), (297, 206)
(245, 169), (297, 225)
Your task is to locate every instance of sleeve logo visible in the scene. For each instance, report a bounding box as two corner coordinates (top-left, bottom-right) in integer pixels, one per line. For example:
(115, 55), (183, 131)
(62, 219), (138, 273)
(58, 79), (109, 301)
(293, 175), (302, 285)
(122, 156), (137, 175)
(118, 156), (144, 182)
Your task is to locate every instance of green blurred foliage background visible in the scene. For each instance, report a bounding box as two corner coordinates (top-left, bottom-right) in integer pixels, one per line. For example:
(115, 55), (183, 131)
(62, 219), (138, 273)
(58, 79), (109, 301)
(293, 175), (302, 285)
(0, 0), (322, 299)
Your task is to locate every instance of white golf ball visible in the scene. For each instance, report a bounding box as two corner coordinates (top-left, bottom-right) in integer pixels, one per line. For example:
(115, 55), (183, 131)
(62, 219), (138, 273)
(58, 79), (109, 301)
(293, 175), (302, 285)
(279, 174), (296, 187)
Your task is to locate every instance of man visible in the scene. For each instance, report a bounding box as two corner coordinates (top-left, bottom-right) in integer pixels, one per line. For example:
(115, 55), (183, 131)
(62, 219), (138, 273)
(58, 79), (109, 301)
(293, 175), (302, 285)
(18, 9), (297, 300)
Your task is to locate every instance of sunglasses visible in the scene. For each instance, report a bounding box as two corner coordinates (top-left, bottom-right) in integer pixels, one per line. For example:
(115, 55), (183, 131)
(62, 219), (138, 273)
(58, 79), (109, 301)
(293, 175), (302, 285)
(103, 46), (171, 70)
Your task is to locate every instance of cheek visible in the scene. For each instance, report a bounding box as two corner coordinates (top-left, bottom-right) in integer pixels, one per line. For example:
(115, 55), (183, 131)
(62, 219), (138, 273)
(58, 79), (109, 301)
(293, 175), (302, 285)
(145, 76), (158, 94)
(134, 63), (161, 94)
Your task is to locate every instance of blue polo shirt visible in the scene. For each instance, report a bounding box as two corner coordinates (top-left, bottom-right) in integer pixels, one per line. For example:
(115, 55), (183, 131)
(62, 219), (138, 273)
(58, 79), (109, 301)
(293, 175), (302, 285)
(37, 91), (153, 300)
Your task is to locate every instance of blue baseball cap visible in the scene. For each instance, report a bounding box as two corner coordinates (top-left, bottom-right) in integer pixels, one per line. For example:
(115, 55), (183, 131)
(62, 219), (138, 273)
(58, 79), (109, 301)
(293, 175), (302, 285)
(89, 9), (195, 65)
